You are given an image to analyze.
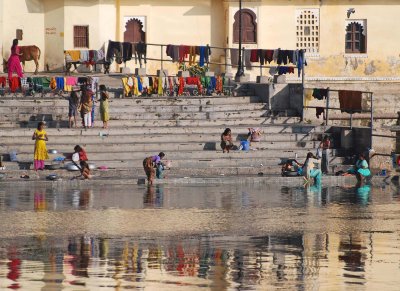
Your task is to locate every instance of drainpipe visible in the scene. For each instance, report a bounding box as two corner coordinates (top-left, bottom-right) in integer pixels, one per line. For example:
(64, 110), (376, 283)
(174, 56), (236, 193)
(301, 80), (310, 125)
(115, 0), (121, 72)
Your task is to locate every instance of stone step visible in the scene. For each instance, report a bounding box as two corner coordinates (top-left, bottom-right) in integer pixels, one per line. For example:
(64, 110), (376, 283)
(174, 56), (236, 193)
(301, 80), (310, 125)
(0, 117), (302, 128)
(1, 140), (319, 154)
(0, 110), (272, 122)
(0, 95), (263, 106)
(0, 124), (323, 136)
(0, 133), (318, 144)
(0, 103), (267, 114)
(3, 155), (346, 170)
(1, 148), (318, 160)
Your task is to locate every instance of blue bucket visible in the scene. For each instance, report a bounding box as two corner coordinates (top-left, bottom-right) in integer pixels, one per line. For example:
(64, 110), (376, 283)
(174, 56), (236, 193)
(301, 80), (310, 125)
(240, 140), (250, 151)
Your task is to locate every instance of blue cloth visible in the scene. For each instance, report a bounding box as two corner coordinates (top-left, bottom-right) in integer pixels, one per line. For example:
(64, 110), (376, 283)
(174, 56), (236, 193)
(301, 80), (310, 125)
(309, 168), (322, 185)
(347, 159), (371, 177)
(137, 76), (143, 92)
(56, 77), (64, 90)
(199, 46), (206, 67)
(156, 164), (164, 179)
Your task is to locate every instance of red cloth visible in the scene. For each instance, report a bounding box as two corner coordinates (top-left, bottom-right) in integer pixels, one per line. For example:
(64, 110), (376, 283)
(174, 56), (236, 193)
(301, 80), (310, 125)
(79, 149), (88, 161)
(178, 77), (184, 96)
(250, 49), (259, 62)
(179, 45), (190, 62)
(0, 76), (6, 88)
(9, 77), (20, 92)
(265, 50), (274, 63)
(338, 90), (362, 113)
(186, 77), (199, 85)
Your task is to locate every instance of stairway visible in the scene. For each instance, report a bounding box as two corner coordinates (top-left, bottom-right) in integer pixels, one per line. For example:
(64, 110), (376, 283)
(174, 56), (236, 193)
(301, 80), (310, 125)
(0, 94), (342, 177)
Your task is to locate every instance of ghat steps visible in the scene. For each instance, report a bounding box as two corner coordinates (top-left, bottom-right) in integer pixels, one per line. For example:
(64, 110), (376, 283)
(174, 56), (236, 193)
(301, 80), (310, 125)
(0, 95), (341, 177)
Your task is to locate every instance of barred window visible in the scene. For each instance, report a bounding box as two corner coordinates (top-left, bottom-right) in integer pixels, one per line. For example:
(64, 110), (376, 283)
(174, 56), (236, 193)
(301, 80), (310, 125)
(296, 9), (319, 53)
(73, 26), (89, 48)
(345, 22), (366, 53)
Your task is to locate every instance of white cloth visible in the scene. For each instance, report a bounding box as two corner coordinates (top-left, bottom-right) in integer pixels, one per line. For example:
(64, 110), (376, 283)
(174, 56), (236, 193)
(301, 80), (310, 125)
(141, 77), (149, 88)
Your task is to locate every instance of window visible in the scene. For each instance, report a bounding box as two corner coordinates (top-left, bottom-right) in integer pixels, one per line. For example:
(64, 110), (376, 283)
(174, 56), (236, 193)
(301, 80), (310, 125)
(16, 29), (23, 40)
(345, 21), (366, 53)
(233, 9), (257, 43)
(73, 25), (89, 48)
(124, 18), (146, 43)
(296, 9), (319, 53)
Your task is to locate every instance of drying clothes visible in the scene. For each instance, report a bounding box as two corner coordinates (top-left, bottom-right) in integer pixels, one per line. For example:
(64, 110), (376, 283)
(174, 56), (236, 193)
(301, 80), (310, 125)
(230, 49), (239, 67)
(133, 77), (139, 96)
(166, 45), (179, 62)
(0, 77), (6, 88)
(244, 50), (252, 69)
(312, 88), (328, 100)
(9, 77), (20, 92)
(20, 77), (29, 88)
(179, 45), (190, 62)
(141, 77), (149, 89)
(269, 67), (278, 75)
(137, 76), (143, 92)
(55, 77), (64, 90)
(189, 46), (197, 66)
(265, 50), (274, 64)
(122, 42), (133, 62)
(66, 77), (77, 86)
(49, 78), (57, 90)
(32, 77), (43, 92)
(42, 78), (51, 88)
(97, 48), (105, 60)
(107, 40), (123, 64)
(338, 90), (362, 113)
(250, 49), (259, 62)
(199, 46), (211, 67)
(90, 77), (99, 93)
(121, 77), (131, 97)
(77, 77), (89, 85)
(134, 42), (147, 66)
(80, 50), (89, 62)
(278, 66), (295, 75)
(297, 50), (307, 77)
(65, 50), (80, 62)
(158, 76), (163, 96)
(272, 49), (279, 63)
(304, 88), (314, 107)
(316, 107), (325, 119)
(186, 77), (199, 85)
(277, 49), (291, 65)
(215, 76), (223, 93)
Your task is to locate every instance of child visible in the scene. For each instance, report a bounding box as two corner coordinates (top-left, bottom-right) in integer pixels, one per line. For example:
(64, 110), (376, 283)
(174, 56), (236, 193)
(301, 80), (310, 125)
(80, 161), (92, 179)
(99, 84), (109, 129)
(221, 128), (233, 153)
(68, 90), (80, 128)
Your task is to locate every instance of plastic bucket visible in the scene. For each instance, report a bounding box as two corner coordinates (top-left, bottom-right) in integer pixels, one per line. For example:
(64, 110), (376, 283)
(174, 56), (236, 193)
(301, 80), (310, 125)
(240, 140), (250, 151)
(9, 150), (17, 162)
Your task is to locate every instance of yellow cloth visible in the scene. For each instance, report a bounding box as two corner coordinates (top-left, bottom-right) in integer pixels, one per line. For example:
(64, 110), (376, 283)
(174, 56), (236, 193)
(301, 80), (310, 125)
(65, 50), (80, 62)
(158, 76), (163, 95)
(189, 46), (197, 66)
(121, 77), (131, 97)
(304, 88), (313, 107)
(64, 78), (72, 91)
(34, 129), (49, 160)
(49, 78), (57, 90)
(133, 76), (139, 96)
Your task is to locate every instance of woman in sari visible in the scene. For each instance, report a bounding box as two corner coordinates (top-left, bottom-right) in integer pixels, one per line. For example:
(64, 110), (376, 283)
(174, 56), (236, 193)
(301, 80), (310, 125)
(32, 122), (49, 171)
(79, 86), (93, 129)
(8, 39), (24, 80)
(143, 152), (165, 185)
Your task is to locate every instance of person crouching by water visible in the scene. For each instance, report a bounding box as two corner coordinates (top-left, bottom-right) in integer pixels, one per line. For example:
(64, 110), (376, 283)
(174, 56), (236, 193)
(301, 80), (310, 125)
(143, 152), (165, 185)
(80, 161), (92, 179)
(343, 153), (371, 185)
(303, 152), (322, 185)
(32, 121), (49, 171)
(221, 128), (233, 153)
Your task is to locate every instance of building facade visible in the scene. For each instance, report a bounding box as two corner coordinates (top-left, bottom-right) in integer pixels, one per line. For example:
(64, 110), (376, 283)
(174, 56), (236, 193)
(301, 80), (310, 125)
(0, 0), (399, 80)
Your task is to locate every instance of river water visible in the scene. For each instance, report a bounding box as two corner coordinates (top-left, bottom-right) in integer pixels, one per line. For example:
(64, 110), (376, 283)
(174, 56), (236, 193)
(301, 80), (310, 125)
(0, 183), (399, 290)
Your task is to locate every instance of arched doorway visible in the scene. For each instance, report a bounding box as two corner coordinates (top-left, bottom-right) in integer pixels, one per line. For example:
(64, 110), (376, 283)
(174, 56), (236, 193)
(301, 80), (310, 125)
(124, 18), (145, 43)
(233, 9), (257, 43)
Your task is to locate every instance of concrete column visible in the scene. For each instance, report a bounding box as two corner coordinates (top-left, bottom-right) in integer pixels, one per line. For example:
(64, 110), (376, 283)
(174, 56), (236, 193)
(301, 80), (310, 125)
(115, 0), (120, 72)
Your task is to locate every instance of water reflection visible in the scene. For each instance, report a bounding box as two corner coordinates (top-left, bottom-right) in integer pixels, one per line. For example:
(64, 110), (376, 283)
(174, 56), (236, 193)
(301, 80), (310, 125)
(0, 184), (399, 290)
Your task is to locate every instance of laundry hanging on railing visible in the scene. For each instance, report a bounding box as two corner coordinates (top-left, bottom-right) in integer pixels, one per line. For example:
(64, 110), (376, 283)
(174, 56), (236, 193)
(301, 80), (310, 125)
(65, 48), (105, 65)
(166, 44), (211, 67)
(338, 90), (362, 113)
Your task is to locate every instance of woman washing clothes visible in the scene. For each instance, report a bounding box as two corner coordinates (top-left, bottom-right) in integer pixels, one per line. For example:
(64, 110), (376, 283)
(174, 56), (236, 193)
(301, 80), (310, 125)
(143, 152), (166, 185)
(221, 128), (234, 153)
(303, 152), (322, 185)
(343, 153), (371, 185)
